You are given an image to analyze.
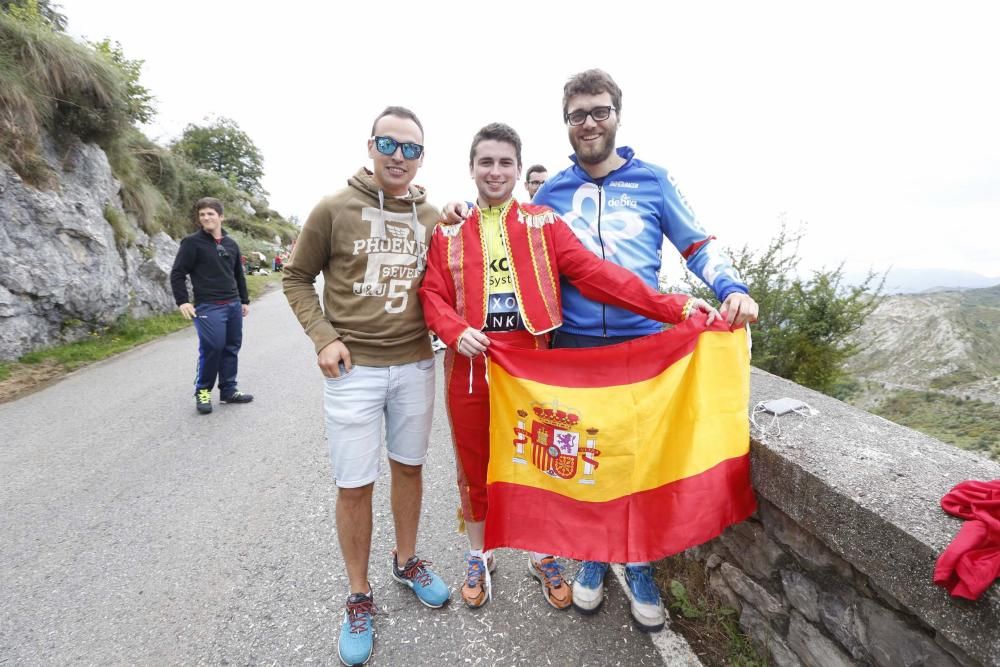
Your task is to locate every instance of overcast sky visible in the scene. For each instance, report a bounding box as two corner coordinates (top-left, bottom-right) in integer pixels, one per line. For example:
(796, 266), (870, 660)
(59, 1), (1000, 280)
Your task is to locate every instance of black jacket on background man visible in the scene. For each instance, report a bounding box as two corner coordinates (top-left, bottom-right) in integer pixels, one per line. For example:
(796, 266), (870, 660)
(170, 229), (249, 306)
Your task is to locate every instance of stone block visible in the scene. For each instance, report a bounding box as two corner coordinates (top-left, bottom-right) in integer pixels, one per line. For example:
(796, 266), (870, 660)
(935, 633), (983, 667)
(787, 611), (856, 667)
(709, 568), (742, 613)
(759, 499), (853, 580)
(720, 562), (788, 630)
(717, 515), (789, 581)
(856, 598), (960, 667)
(781, 569), (821, 623)
(740, 604), (803, 667)
(818, 587), (866, 660)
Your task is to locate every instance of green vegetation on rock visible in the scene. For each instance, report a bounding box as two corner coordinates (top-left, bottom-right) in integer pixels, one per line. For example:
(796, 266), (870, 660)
(0, 8), (297, 246)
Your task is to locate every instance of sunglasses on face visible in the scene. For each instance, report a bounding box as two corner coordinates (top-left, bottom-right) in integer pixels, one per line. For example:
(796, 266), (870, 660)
(372, 135), (424, 160)
(565, 105), (616, 126)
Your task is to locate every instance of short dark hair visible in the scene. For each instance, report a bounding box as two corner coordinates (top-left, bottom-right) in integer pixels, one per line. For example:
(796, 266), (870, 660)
(562, 69), (623, 119)
(525, 164), (547, 181)
(469, 122), (522, 167)
(370, 106), (424, 140)
(194, 197), (224, 217)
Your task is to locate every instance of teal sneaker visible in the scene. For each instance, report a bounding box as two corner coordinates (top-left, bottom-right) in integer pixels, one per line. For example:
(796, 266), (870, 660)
(338, 591), (375, 666)
(391, 550), (450, 608)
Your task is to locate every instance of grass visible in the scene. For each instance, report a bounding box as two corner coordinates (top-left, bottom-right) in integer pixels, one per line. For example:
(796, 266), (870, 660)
(19, 312), (189, 369)
(872, 389), (1000, 460)
(103, 203), (133, 250)
(0, 13), (127, 182)
(929, 369), (982, 390)
(654, 555), (768, 666)
(0, 13), (298, 246)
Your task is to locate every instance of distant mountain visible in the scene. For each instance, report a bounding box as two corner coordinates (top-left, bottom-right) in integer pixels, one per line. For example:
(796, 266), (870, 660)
(846, 284), (1000, 402)
(844, 268), (1000, 294)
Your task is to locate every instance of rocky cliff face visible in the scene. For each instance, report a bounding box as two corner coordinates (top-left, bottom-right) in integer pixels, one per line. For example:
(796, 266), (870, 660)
(0, 139), (178, 361)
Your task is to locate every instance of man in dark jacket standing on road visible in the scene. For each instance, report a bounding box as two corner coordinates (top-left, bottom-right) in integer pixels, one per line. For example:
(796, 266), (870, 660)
(170, 197), (253, 415)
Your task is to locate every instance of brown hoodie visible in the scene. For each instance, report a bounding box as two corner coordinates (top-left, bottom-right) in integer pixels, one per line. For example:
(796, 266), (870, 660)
(283, 168), (437, 366)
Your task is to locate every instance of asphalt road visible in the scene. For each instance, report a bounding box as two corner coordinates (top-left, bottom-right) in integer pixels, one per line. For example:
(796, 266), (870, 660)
(0, 288), (699, 665)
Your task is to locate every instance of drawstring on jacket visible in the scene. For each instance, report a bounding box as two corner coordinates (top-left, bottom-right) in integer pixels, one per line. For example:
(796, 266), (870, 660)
(377, 189), (421, 241)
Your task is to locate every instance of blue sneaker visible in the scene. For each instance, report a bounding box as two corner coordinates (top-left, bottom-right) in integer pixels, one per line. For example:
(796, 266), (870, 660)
(572, 560), (610, 613)
(338, 591), (375, 666)
(624, 564), (666, 631)
(391, 550), (450, 608)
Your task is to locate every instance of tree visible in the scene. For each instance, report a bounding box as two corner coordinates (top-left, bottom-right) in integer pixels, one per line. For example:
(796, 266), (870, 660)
(170, 117), (266, 196)
(91, 39), (155, 125)
(667, 223), (884, 397)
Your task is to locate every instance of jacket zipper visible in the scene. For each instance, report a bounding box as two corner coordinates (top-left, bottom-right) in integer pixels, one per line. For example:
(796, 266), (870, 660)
(597, 185), (607, 337)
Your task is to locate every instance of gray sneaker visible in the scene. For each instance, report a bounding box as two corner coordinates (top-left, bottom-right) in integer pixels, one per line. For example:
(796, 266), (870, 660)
(220, 390), (253, 404)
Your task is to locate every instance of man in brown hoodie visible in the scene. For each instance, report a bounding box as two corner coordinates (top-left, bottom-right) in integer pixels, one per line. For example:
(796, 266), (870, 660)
(283, 106), (448, 666)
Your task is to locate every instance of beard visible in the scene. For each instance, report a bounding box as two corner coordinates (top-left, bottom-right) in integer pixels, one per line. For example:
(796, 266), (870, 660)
(569, 122), (618, 165)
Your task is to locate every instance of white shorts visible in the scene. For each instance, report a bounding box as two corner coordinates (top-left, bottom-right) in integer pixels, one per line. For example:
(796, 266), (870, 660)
(323, 358), (435, 488)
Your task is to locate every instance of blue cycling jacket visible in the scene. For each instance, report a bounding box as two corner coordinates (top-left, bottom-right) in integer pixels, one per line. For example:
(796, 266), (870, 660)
(533, 146), (748, 337)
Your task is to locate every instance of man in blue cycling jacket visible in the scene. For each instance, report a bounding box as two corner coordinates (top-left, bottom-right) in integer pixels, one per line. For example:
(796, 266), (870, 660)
(538, 68), (758, 632)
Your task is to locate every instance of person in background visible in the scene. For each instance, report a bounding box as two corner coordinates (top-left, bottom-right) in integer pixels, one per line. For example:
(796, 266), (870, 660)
(169, 197), (253, 415)
(524, 163), (548, 201)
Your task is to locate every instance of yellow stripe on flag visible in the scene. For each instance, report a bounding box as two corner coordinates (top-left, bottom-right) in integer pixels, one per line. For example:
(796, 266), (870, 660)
(488, 329), (749, 504)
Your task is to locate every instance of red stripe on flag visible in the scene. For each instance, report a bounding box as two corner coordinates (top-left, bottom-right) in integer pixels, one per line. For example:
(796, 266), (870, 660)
(484, 455), (756, 563)
(488, 313), (733, 387)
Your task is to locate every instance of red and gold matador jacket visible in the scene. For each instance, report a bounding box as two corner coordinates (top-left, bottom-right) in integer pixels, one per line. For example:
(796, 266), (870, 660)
(418, 199), (694, 346)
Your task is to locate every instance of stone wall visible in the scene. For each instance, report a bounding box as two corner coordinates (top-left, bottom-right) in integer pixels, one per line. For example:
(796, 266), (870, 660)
(0, 139), (178, 361)
(678, 368), (1000, 666)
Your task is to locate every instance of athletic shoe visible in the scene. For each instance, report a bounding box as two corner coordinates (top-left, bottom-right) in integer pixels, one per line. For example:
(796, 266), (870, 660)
(220, 390), (253, 403)
(528, 556), (572, 609)
(338, 591), (375, 666)
(195, 388), (212, 414)
(624, 564), (666, 631)
(391, 550), (449, 608)
(460, 551), (497, 608)
(572, 560), (609, 613)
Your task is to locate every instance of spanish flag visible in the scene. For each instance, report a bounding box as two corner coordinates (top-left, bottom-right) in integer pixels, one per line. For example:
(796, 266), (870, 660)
(484, 315), (755, 563)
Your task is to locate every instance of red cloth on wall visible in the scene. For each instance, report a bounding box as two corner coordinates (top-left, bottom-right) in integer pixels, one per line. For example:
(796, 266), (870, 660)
(933, 480), (1000, 600)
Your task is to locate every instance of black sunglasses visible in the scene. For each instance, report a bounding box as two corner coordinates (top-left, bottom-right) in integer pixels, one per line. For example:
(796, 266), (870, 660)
(372, 135), (424, 160)
(216, 244), (230, 259)
(565, 106), (616, 126)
